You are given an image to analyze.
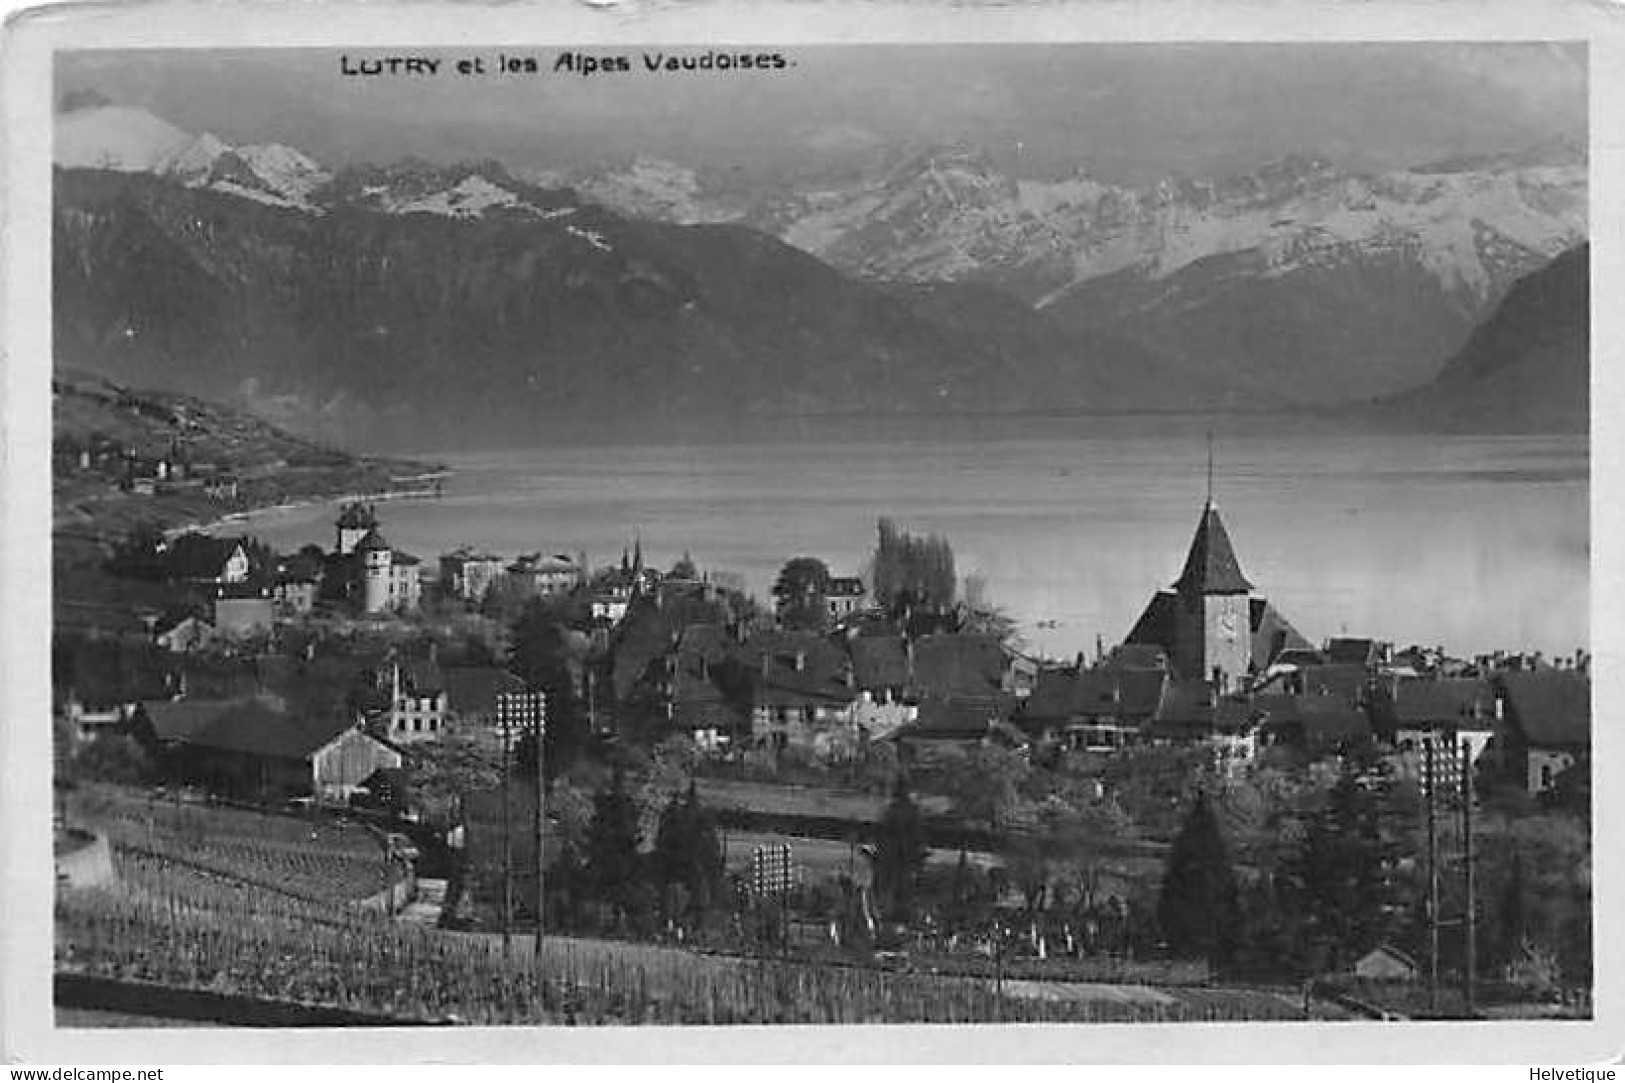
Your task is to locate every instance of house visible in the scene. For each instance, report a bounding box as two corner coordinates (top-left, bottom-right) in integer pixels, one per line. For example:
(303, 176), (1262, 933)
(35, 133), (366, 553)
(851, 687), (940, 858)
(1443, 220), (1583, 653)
(163, 533), (251, 586)
(649, 624), (752, 747)
(154, 614), (217, 654)
(1122, 498), (1310, 685)
(170, 699), (401, 804)
(1325, 637), (1390, 668)
(506, 553), (583, 599)
(1148, 678), (1259, 773)
(825, 576), (869, 621)
(848, 635), (911, 705)
(385, 658), (448, 744)
(1370, 676), (1495, 748)
(439, 548), (507, 603)
(212, 583), (274, 635)
(1493, 670), (1590, 796)
(1353, 945), (1418, 982)
(1254, 692), (1372, 754)
(271, 573), (319, 618)
(1017, 664), (1168, 751)
(748, 631), (858, 755)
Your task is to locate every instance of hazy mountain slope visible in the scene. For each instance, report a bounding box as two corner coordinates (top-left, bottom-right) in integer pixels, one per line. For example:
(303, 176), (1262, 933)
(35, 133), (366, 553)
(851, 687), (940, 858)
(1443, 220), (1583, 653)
(55, 168), (1179, 449)
(1376, 244), (1587, 433)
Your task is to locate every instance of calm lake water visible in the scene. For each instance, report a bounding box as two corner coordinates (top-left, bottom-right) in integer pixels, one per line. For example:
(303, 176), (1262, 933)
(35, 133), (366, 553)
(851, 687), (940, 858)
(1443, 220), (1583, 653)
(239, 418), (1589, 661)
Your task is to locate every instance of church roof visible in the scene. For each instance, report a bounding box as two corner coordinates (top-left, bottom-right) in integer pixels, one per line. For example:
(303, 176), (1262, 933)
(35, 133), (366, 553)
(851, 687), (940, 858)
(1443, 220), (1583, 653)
(1173, 501), (1253, 594)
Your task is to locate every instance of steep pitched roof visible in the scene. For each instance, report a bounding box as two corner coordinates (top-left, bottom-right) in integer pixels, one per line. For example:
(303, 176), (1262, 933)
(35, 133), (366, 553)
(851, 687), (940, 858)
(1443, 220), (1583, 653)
(165, 533), (245, 581)
(910, 634), (1006, 699)
(1019, 665), (1168, 731)
(185, 701), (354, 761)
(144, 697), (251, 743)
(1383, 677), (1495, 728)
(1498, 671), (1590, 747)
(849, 636), (910, 691)
(1254, 693), (1372, 747)
(1123, 591), (1178, 657)
(1325, 637), (1383, 666)
(750, 631), (855, 708)
(1151, 679), (1253, 737)
(907, 695), (1017, 739)
(1173, 502), (1253, 595)
(1250, 598), (1313, 667)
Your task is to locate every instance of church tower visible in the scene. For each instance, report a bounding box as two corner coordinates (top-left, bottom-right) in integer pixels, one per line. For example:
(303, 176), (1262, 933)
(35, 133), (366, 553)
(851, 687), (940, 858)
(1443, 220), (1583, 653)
(1170, 499), (1253, 690)
(335, 502), (378, 556)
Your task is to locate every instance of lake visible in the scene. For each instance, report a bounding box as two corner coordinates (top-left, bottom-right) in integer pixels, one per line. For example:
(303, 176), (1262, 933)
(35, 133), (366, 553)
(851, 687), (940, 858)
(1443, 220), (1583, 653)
(236, 417), (1589, 661)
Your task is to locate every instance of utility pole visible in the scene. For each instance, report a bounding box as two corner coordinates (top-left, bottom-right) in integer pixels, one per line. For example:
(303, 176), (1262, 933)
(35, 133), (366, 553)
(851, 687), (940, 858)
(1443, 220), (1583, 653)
(500, 705), (512, 956)
(1461, 737), (1477, 1017)
(1425, 736), (1440, 1016)
(534, 690), (547, 961)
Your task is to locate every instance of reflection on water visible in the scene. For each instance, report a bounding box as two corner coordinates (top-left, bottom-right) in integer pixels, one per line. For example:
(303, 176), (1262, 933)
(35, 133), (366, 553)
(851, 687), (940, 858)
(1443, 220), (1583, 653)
(242, 422), (1588, 660)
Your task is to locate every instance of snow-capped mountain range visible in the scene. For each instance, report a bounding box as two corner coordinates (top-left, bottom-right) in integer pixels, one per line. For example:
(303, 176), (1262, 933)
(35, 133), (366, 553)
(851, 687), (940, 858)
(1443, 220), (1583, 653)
(56, 105), (331, 209)
(52, 100), (1589, 436)
(55, 102), (1584, 315)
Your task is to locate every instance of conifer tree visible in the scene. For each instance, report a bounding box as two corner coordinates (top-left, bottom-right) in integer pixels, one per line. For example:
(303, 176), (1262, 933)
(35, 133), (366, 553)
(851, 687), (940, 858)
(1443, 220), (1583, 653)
(872, 782), (930, 924)
(1285, 763), (1401, 972)
(653, 781), (725, 918)
(1156, 791), (1241, 967)
(586, 769), (643, 920)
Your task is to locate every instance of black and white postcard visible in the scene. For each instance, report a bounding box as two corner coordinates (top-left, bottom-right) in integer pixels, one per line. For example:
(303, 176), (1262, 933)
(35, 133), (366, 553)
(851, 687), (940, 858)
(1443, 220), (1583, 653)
(2, 0), (1619, 1065)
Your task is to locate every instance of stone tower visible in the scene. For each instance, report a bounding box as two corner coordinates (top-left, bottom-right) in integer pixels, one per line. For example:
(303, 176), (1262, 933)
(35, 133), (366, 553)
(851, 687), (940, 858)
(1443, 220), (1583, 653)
(1170, 500), (1253, 690)
(357, 527), (393, 613)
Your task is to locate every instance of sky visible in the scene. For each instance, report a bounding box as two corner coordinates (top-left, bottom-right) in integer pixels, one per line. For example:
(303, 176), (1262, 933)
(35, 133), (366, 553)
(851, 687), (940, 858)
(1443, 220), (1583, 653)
(55, 42), (1586, 187)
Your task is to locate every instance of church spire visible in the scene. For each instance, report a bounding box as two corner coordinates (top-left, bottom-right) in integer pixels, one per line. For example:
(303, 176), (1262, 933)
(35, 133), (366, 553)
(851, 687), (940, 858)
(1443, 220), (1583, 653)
(1206, 429), (1214, 507)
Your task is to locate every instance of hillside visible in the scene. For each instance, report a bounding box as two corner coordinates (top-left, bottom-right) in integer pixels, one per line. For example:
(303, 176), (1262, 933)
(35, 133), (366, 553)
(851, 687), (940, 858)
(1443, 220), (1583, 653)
(52, 366), (435, 560)
(1373, 245), (1588, 434)
(600, 146), (1588, 404)
(54, 167), (1179, 448)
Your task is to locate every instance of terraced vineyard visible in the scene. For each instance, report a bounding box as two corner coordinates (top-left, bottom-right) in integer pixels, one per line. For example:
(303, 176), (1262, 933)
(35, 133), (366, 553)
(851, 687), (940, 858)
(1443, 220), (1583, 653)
(55, 783), (1330, 1025)
(68, 784), (397, 905)
(55, 886), (1317, 1024)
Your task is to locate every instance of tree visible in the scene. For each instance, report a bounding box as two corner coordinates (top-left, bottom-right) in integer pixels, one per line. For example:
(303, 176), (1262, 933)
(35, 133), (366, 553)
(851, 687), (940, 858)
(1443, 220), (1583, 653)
(508, 601), (592, 779)
(586, 770), (644, 924)
(652, 782), (726, 921)
(871, 783), (930, 924)
(1157, 791), (1242, 967)
(943, 744), (1028, 844)
(872, 518), (956, 611)
(1283, 763), (1401, 973)
(772, 556), (831, 630)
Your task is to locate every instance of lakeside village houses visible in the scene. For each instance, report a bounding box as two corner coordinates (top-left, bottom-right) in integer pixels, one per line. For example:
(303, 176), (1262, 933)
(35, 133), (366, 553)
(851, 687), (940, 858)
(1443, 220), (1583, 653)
(65, 495), (1591, 808)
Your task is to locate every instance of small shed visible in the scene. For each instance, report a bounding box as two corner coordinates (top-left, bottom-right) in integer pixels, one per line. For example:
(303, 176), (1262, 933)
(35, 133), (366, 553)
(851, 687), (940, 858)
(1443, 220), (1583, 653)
(1353, 945), (1418, 982)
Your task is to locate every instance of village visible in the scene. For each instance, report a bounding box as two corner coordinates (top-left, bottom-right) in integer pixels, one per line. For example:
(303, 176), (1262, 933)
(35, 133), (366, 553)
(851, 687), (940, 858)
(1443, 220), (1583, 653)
(49, 471), (1594, 1023)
